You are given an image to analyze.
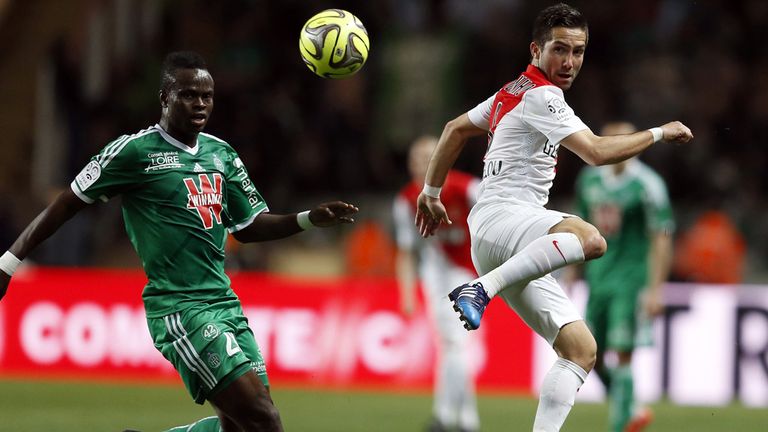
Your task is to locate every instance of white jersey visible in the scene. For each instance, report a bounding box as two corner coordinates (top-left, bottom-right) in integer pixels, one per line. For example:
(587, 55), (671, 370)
(467, 65), (589, 208)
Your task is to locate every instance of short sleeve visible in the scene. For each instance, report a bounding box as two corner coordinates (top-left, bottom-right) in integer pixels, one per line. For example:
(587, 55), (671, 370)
(521, 86), (589, 144)
(393, 195), (417, 250)
(467, 94), (496, 130)
(222, 148), (269, 232)
(70, 136), (139, 203)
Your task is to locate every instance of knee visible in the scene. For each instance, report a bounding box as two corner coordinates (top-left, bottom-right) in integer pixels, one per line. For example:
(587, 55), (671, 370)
(580, 228), (606, 261)
(568, 335), (597, 373)
(233, 395), (282, 431)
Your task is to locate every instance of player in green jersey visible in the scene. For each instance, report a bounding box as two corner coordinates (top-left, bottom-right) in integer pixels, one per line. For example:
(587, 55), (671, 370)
(0, 51), (358, 432)
(571, 121), (674, 432)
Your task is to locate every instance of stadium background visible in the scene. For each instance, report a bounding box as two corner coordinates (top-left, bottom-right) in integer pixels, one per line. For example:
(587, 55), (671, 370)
(0, 0), (766, 431)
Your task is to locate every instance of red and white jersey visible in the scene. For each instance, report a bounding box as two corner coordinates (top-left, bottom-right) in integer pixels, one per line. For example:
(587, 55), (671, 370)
(394, 170), (478, 276)
(467, 65), (589, 208)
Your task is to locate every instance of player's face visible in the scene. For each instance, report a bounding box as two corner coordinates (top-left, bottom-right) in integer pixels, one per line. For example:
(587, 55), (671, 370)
(531, 27), (587, 90)
(161, 68), (214, 143)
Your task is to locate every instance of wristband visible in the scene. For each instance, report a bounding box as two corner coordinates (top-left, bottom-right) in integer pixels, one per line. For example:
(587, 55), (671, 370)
(422, 184), (442, 199)
(297, 211), (314, 230)
(0, 251), (21, 276)
(649, 127), (663, 143)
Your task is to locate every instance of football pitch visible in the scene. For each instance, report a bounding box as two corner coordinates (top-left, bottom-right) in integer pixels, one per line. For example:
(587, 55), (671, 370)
(0, 379), (765, 431)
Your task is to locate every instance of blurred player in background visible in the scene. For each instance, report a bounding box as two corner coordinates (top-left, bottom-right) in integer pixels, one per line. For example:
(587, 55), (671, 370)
(0, 51), (358, 432)
(414, 3), (692, 431)
(572, 121), (673, 432)
(394, 135), (480, 432)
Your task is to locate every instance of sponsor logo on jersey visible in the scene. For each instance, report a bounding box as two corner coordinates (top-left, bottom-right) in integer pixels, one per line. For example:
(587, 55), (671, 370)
(232, 159), (262, 209)
(193, 163), (205, 172)
(75, 161), (102, 190)
(202, 323), (220, 341)
(206, 351), (221, 369)
(183, 174), (224, 229)
(145, 151), (184, 171)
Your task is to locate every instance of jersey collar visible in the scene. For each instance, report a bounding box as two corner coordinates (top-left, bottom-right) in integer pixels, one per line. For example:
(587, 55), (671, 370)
(153, 124), (200, 155)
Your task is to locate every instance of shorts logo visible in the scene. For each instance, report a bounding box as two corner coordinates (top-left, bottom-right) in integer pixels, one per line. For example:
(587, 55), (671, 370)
(202, 323), (220, 341)
(207, 352), (221, 369)
(75, 161), (102, 191)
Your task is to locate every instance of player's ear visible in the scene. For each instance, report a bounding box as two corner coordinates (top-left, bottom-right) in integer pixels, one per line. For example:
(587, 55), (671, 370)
(159, 90), (168, 108)
(530, 41), (541, 64)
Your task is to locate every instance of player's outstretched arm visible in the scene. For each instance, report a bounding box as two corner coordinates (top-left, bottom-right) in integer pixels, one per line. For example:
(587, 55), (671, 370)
(232, 201), (358, 243)
(0, 189), (88, 300)
(561, 121), (693, 166)
(415, 113), (485, 238)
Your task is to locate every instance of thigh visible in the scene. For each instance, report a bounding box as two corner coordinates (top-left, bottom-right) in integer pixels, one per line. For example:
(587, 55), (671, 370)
(585, 290), (610, 351)
(498, 274), (582, 346)
(469, 203), (573, 276)
(422, 264), (475, 344)
(606, 289), (641, 352)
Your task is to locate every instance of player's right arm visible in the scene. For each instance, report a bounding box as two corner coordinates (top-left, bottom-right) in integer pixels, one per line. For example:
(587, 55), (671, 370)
(0, 189), (88, 300)
(416, 113), (485, 237)
(560, 121), (693, 166)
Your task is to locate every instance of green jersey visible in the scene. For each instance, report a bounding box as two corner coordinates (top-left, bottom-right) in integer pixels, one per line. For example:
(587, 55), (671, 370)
(71, 124), (268, 317)
(575, 159), (674, 292)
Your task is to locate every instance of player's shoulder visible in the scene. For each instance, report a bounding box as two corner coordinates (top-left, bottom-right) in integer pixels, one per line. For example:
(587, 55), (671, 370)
(199, 131), (232, 148)
(633, 161), (670, 200)
(576, 165), (601, 185)
(99, 126), (160, 162)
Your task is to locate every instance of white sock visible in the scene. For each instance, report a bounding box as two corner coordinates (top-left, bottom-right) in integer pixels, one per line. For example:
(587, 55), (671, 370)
(475, 232), (585, 298)
(533, 358), (588, 432)
(435, 344), (479, 430)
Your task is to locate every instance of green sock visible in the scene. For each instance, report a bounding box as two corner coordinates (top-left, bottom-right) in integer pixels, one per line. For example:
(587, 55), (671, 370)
(165, 416), (220, 432)
(608, 365), (633, 432)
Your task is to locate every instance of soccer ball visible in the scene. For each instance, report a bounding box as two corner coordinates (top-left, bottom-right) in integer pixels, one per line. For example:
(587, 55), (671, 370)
(299, 9), (370, 79)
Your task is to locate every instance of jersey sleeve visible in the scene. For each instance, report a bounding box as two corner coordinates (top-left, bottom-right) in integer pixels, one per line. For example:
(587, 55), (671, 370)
(222, 147), (269, 233)
(70, 135), (140, 203)
(521, 86), (589, 144)
(467, 94), (496, 130)
(392, 195), (418, 251)
(641, 171), (675, 235)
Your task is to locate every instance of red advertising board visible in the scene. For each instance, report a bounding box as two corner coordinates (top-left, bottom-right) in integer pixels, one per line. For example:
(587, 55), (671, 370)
(0, 268), (534, 394)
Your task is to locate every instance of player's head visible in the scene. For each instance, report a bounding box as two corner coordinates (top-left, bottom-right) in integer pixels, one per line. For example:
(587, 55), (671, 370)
(159, 51), (214, 142)
(601, 121), (637, 172)
(408, 135), (438, 183)
(530, 3), (588, 90)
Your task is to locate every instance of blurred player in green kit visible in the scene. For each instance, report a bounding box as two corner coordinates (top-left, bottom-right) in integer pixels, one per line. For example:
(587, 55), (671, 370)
(572, 121), (674, 432)
(0, 51), (358, 432)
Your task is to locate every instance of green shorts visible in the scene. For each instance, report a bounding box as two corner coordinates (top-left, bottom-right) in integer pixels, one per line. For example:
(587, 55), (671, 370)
(585, 287), (643, 353)
(147, 302), (268, 404)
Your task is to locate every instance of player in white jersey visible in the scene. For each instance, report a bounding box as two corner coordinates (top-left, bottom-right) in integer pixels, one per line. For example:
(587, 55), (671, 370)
(394, 136), (480, 432)
(414, 4), (693, 431)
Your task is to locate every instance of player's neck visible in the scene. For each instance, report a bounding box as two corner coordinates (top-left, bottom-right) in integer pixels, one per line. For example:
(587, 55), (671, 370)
(158, 120), (198, 148)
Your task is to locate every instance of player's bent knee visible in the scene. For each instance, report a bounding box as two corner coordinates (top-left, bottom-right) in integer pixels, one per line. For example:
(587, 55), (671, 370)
(581, 231), (606, 261)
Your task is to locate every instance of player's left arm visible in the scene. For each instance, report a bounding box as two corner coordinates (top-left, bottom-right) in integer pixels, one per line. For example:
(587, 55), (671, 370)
(644, 230), (673, 316)
(232, 201), (358, 243)
(560, 121), (693, 166)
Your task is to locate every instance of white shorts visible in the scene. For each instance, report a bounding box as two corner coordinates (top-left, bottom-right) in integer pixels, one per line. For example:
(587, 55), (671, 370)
(421, 259), (475, 345)
(467, 202), (582, 345)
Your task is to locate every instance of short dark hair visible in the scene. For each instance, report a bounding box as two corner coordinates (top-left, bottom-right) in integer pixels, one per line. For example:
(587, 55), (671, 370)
(160, 51), (208, 91)
(532, 3), (588, 48)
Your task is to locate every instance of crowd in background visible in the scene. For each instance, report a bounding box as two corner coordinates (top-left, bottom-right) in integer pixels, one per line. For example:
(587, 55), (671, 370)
(1, 0), (765, 281)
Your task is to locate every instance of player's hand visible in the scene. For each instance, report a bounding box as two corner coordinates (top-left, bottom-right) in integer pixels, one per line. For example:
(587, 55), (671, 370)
(415, 193), (451, 238)
(309, 201), (359, 227)
(0, 272), (10, 301)
(660, 121), (693, 144)
(642, 289), (665, 317)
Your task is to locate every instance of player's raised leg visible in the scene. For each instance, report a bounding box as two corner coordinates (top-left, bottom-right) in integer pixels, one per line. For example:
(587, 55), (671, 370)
(451, 216), (605, 330)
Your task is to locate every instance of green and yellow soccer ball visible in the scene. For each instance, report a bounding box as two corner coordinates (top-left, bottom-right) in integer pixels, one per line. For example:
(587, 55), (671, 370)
(299, 9), (370, 79)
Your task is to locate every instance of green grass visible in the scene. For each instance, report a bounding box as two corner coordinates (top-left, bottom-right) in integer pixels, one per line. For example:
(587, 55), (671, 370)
(0, 379), (765, 431)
